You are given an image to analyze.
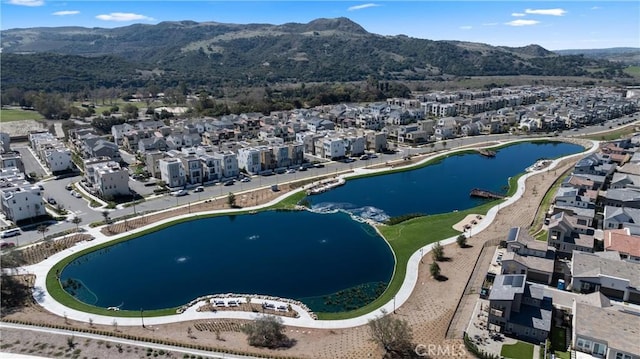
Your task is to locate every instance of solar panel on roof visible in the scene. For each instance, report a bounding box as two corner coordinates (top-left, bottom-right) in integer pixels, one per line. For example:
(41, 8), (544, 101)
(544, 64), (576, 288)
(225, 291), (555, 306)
(513, 275), (524, 287)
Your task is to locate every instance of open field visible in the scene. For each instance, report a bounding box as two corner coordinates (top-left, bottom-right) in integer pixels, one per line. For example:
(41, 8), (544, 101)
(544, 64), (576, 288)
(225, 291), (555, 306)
(0, 108), (44, 122)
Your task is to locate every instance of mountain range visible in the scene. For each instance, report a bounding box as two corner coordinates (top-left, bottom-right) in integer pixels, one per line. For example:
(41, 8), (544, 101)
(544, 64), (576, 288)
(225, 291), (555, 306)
(0, 17), (633, 93)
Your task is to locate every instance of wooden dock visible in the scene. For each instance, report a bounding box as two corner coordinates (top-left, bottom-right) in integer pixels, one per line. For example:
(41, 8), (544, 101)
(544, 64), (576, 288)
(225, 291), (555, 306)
(470, 188), (505, 199)
(477, 149), (496, 157)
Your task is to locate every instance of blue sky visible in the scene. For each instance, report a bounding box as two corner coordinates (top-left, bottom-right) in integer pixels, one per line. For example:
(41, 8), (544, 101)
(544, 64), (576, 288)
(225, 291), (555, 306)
(2, 1), (639, 50)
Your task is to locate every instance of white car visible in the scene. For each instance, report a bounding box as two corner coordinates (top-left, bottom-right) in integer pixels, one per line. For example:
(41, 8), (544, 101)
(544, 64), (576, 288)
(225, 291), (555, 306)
(240, 177), (251, 183)
(70, 190), (82, 198)
(171, 189), (188, 197)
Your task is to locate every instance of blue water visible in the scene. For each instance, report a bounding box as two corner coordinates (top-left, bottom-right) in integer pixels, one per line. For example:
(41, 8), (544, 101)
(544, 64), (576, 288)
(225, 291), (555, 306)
(60, 141), (584, 312)
(309, 142), (584, 221)
(60, 211), (394, 311)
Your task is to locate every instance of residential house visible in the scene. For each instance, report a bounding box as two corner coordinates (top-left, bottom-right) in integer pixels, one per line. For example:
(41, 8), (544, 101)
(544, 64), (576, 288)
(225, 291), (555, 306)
(84, 160), (129, 199)
(159, 158), (186, 188)
(501, 227), (556, 285)
(0, 151), (25, 173)
(138, 137), (169, 154)
(145, 151), (165, 179)
(487, 274), (552, 343)
(237, 147), (262, 174)
(599, 188), (640, 209)
(318, 137), (346, 160)
(0, 169), (45, 222)
(570, 250), (640, 304)
(571, 300), (640, 359)
(180, 156), (203, 185)
(602, 228), (640, 262)
(364, 131), (388, 152)
(0, 132), (10, 153)
(29, 132), (73, 173)
(547, 211), (595, 257)
(213, 151), (239, 179)
(602, 206), (640, 234)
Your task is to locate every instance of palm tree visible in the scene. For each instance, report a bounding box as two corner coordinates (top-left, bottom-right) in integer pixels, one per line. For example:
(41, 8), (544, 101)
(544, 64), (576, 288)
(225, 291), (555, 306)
(71, 217), (82, 232)
(36, 224), (49, 240)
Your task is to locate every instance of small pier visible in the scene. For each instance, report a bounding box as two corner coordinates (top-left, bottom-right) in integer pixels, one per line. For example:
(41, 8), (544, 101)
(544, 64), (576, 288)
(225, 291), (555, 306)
(306, 177), (346, 195)
(470, 188), (505, 199)
(477, 149), (496, 157)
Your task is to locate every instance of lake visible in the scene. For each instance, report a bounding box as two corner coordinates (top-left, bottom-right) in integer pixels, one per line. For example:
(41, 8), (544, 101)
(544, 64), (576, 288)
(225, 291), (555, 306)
(60, 141), (584, 312)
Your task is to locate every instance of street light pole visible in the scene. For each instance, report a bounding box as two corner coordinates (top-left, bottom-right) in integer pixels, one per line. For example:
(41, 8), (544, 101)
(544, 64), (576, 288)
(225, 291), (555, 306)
(140, 308), (145, 328)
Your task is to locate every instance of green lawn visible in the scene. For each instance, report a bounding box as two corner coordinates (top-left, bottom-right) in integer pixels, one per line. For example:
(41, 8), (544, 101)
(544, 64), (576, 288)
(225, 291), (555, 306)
(550, 326), (571, 359)
(623, 66), (640, 78)
(582, 125), (638, 141)
(501, 341), (534, 359)
(0, 108), (44, 122)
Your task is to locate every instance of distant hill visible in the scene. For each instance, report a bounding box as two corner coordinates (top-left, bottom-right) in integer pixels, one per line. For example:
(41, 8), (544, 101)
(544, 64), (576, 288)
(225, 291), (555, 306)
(555, 47), (640, 65)
(0, 17), (630, 93)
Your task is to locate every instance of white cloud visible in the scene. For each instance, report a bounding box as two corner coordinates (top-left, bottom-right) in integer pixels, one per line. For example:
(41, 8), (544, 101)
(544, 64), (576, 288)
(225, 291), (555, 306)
(8, 0), (44, 6)
(525, 8), (567, 16)
(96, 12), (154, 22)
(347, 3), (380, 11)
(52, 10), (79, 16)
(505, 19), (540, 27)
(511, 13), (526, 17)
(460, 26), (472, 30)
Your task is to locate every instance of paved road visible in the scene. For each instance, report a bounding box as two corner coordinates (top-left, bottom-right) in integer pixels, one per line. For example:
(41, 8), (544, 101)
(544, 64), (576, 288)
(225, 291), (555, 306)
(7, 113), (638, 248)
(14, 146), (48, 178)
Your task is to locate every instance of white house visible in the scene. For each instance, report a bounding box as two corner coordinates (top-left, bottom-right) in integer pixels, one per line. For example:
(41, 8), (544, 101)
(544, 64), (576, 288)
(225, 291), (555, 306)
(237, 147), (262, 174)
(159, 158), (186, 188)
(0, 170), (45, 222)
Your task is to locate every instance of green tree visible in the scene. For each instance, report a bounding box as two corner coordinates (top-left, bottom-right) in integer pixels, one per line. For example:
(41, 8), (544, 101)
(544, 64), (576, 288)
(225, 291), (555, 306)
(456, 234), (467, 248)
(432, 241), (444, 261)
(101, 210), (111, 225)
(430, 261), (441, 279)
(368, 309), (417, 358)
(227, 192), (236, 208)
(71, 217), (82, 232)
(242, 315), (292, 349)
(36, 224), (49, 240)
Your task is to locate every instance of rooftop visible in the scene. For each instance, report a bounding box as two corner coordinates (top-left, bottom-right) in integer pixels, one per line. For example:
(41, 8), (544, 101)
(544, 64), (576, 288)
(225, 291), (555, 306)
(574, 302), (640, 354)
(572, 251), (640, 289)
(489, 274), (526, 301)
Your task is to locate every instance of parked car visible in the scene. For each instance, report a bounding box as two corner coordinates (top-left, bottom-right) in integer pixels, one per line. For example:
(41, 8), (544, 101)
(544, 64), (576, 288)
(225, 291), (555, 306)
(65, 183), (73, 190)
(240, 177), (251, 183)
(1, 228), (20, 238)
(285, 169), (296, 174)
(0, 240), (16, 249)
(193, 186), (205, 193)
(70, 190), (82, 198)
(47, 197), (57, 205)
(171, 189), (188, 196)
(223, 180), (235, 186)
